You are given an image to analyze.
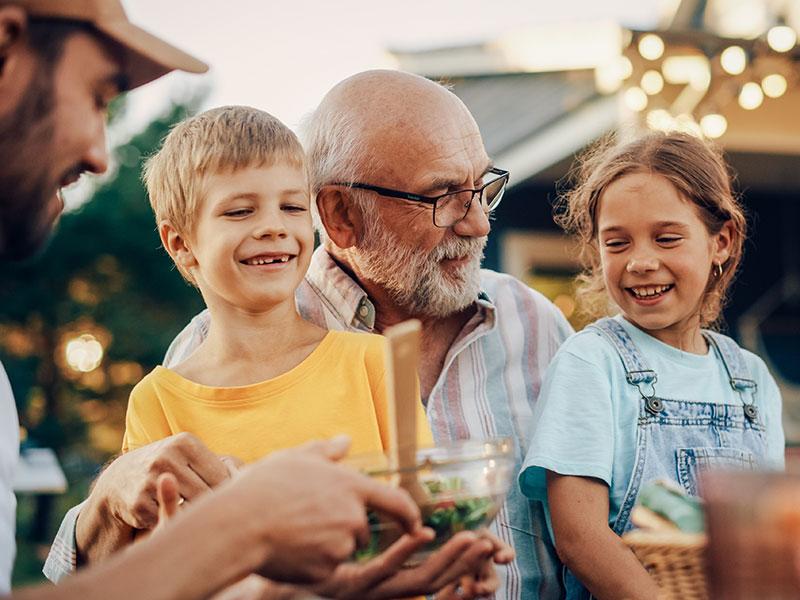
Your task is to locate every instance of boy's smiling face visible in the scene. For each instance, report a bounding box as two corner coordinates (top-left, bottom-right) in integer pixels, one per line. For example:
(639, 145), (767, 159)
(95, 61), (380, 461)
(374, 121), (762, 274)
(184, 162), (313, 314)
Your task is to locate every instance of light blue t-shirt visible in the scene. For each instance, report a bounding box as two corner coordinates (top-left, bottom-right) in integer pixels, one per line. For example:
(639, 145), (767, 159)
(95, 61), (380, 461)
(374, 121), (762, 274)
(519, 315), (785, 527)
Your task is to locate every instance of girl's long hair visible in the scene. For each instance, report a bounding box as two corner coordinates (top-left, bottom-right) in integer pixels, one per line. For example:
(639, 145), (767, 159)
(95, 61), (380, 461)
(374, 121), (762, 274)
(555, 131), (747, 328)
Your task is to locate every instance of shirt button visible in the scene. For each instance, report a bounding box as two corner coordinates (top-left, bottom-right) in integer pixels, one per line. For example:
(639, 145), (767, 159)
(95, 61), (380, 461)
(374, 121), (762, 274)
(359, 305), (369, 317)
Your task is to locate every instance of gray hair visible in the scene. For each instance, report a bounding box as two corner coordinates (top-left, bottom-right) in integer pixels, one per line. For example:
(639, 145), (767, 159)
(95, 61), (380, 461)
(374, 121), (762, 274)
(299, 104), (378, 242)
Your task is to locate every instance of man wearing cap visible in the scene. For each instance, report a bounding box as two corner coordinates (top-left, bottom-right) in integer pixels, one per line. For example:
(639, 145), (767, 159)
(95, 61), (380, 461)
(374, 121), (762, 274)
(0, 2), (497, 598)
(0, 0), (205, 590)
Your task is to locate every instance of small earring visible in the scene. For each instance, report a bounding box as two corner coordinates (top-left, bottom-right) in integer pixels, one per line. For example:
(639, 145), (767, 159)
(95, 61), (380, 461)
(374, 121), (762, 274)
(713, 262), (723, 278)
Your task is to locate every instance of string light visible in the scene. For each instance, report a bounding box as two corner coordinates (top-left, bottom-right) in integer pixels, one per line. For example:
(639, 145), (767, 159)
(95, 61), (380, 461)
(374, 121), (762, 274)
(700, 114), (728, 138)
(595, 56), (634, 94)
(623, 25), (796, 134)
(767, 25), (797, 53)
(761, 73), (788, 98)
(721, 46), (747, 75)
(738, 82), (764, 109)
(65, 334), (104, 373)
(624, 87), (648, 111)
(638, 34), (665, 61)
(641, 70), (665, 95)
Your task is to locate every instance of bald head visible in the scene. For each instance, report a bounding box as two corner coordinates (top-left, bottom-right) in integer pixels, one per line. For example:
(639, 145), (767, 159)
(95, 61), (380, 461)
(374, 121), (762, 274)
(323, 69), (467, 128)
(302, 69), (486, 193)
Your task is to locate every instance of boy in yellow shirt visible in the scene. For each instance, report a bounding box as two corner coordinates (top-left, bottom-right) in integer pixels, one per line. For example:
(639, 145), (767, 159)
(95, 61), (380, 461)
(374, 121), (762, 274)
(125, 105), (431, 462)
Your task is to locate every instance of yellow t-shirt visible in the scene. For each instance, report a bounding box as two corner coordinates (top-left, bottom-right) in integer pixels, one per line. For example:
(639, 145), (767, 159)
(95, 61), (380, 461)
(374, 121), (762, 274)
(122, 330), (433, 463)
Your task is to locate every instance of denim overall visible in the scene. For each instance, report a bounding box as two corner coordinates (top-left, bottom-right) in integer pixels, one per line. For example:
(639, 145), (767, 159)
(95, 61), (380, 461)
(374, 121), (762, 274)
(563, 318), (768, 599)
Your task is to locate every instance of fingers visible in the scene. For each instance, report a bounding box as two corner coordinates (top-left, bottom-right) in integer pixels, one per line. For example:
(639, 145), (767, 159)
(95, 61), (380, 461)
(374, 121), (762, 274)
(357, 477), (421, 535)
(417, 532), (493, 591)
(129, 490), (161, 530)
(359, 529), (435, 582)
(472, 561), (500, 597)
(353, 515), (371, 552)
(462, 556), (500, 598)
(368, 531), (490, 598)
(296, 435), (352, 461)
(171, 461), (216, 501)
(173, 433), (232, 488)
(220, 455), (244, 478)
(434, 568), (497, 600)
(477, 529), (515, 564)
(375, 528), (435, 569)
(156, 472), (181, 524)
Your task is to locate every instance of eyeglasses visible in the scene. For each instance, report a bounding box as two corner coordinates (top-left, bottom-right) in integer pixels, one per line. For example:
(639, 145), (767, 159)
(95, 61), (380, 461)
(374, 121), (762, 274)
(332, 167), (509, 228)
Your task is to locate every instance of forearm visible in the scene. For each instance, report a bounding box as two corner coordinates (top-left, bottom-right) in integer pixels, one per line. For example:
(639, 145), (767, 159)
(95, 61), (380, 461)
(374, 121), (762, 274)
(558, 526), (658, 600)
(19, 488), (268, 600)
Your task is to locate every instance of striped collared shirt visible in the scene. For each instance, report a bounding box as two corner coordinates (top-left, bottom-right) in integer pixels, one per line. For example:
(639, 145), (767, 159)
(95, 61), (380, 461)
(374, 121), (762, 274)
(45, 247), (572, 599)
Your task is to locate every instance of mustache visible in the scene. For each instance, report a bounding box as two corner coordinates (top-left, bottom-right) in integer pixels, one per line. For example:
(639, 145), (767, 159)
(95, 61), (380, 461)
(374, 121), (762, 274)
(430, 235), (487, 262)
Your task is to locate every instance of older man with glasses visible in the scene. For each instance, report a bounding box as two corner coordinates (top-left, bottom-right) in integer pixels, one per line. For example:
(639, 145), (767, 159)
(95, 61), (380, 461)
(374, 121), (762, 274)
(48, 69), (574, 599)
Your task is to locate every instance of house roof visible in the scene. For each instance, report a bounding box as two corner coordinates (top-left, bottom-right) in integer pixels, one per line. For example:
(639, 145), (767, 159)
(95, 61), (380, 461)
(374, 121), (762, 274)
(445, 71), (600, 157)
(438, 71), (620, 187)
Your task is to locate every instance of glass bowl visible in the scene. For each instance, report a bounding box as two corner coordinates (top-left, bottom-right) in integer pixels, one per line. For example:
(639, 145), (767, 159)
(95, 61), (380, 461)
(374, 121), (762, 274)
(347, 437), (514, 562)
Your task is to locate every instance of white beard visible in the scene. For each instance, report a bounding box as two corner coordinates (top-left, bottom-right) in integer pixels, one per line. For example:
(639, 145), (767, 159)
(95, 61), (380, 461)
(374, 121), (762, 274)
(354, 211), (486, 318)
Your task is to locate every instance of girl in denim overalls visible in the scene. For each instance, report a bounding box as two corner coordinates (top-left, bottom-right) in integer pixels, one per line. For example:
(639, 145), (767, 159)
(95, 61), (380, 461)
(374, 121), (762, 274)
(520, 132), (785, 600)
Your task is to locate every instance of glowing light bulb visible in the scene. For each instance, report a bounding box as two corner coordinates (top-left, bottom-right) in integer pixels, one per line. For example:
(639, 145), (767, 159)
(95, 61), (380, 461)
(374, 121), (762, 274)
(738, 82), (764, 110)
(595, 56), (634, 94)
(624, 87), (648, 111)
(720, 46), (747, 75)
(619, 56), (633, 80)
(65, 334), (104, 373)
(641, 70), (664, 95)
(767, 25), (797, 53)
(761, 73), (788, 98)
(700, 114), (728, 138)
(638, 34), (665, 61)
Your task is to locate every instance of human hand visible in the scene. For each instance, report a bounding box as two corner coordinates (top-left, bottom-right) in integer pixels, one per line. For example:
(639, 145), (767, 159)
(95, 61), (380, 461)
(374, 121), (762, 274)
(311, 528), (506, 599)
(152, 472), (297, 600)
(434, 530), (514, 599)
(214, 435), (422, 585)
(149, 472), (181, 536)
(76, 433), (234, 563)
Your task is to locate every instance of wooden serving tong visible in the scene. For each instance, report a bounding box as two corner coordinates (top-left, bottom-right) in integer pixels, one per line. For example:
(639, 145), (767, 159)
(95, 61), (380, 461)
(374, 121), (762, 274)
(384, 319), (428, 505)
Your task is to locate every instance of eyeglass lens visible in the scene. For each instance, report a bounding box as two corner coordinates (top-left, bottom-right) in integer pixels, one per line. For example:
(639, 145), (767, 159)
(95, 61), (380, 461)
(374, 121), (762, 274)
(434, 173), (506, 227)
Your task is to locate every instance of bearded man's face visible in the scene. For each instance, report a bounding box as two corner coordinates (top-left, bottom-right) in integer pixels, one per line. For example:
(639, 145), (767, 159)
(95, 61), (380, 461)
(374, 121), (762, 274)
(0, 31), (118, 260)
(0, 57), (60, 260)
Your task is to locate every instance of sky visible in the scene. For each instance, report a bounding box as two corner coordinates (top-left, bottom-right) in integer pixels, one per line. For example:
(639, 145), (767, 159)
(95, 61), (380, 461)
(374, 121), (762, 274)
(66, 0), (663, 209)
(120, 0), (662, 130)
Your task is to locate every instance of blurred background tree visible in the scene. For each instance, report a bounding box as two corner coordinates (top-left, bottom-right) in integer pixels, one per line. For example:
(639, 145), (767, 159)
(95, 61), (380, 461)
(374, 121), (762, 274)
(0, 97), (206, 584)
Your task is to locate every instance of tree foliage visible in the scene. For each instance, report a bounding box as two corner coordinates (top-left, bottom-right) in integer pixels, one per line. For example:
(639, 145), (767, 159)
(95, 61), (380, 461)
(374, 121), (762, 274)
(0, 100), (205, 457)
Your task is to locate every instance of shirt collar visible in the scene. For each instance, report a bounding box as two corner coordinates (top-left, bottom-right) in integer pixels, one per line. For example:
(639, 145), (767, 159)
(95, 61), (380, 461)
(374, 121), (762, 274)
(306, 247), (376, 330)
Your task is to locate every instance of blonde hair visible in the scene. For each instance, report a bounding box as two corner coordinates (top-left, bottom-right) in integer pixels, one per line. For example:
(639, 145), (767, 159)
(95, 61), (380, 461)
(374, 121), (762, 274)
(556, 131), (747, 328)
(143, 105), (305, 239)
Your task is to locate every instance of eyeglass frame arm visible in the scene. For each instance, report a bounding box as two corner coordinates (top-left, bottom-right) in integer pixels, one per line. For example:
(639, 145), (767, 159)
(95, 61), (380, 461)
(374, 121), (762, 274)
(329, 167), (510, 206)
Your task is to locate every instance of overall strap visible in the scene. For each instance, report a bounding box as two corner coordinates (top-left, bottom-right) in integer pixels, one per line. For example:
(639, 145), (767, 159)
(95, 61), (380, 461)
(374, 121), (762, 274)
(703, 330), (759, 421)
(587, 318), (663, 414)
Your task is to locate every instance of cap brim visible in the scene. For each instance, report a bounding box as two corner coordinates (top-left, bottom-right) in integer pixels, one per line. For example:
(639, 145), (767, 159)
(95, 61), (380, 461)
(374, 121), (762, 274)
(94, 19), (208, 90)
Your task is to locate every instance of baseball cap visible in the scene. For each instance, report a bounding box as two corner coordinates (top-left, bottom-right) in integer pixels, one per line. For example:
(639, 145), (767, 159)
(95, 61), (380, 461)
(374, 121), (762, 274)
(5, 0), (208, 89)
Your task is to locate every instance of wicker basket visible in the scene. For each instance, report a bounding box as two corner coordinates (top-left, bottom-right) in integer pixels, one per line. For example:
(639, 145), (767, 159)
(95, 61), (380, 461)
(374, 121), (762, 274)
(623, 530), (708, 600)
